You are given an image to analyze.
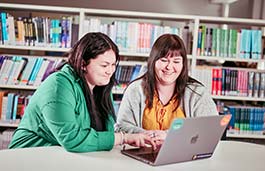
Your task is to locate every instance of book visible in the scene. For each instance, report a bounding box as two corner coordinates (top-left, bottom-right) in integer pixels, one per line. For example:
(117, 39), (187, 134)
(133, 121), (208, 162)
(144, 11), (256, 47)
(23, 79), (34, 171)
(130, 64), (142, 81)
(259, 73), (265, 98)
(253, 72), (260, 98)
(6, 93), (15, 121)
(33, 59), (50, 86)
(1, 12), (8, 44)
(28, 58), (44, 85)
(11, 94), (19, 121)
(19, 57), (38, 85)
(0, 91), (8, 120)
(7, 57), (26, 85)
(247, 71), (255, 97)
(0, 57), (14, 84)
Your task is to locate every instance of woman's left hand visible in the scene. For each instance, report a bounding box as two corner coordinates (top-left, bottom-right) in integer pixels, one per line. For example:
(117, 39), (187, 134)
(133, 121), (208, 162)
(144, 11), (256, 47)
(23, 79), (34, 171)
(144, 130), (168, 145)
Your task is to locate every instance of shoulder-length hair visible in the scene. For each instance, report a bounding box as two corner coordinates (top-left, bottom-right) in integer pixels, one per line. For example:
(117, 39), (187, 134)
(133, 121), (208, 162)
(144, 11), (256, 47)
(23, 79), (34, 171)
(67, 32), (120, 131)
(142, 33), (196, 110)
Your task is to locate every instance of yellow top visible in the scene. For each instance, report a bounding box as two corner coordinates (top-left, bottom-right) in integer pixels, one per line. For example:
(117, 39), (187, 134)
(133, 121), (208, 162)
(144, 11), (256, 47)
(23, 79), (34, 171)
(142, 93), (185, 130)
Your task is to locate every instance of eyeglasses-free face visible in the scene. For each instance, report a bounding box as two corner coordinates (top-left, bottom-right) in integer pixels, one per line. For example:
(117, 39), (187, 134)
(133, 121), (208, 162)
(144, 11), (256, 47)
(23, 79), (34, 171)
(154, 55), (183, 86)
(84, 49), (116, 90)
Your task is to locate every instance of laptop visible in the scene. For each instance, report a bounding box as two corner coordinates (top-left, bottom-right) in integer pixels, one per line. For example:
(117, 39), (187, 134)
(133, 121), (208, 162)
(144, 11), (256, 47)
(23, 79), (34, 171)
(121, 115), (231, 166)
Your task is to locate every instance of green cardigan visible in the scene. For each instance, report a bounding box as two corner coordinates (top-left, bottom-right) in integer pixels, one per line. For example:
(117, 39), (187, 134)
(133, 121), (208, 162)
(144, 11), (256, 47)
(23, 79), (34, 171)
(9, 64), (115, 152)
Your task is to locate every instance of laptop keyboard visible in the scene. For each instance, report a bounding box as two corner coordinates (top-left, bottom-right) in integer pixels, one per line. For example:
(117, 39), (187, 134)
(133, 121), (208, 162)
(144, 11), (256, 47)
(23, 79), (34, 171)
(137, 152), (158, 163)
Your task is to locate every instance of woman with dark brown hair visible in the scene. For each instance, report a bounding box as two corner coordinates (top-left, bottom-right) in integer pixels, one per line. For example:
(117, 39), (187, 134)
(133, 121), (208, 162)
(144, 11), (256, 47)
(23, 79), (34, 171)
(9, 32), (156, 152)
(116, 34), (218, 143)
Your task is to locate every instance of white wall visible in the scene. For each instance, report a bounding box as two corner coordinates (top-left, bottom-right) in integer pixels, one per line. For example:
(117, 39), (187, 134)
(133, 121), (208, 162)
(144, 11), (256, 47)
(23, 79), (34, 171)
(0, 0), (258, 18)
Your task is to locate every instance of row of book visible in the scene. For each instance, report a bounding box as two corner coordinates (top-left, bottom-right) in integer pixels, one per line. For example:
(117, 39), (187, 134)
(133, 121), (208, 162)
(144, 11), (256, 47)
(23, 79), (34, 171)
(0, 12), (79, 48)
(0, 55), (65, 86)
(113, 64), (147, 94)
(83, 18), (192, 54)
(194, 66), (265, 98)
(115, 64), (147, 84)
(0, 11), (193, 54)
(0, 91), (32, 122)
(225, 106), (265, 135)
(197, 26), (263, 59)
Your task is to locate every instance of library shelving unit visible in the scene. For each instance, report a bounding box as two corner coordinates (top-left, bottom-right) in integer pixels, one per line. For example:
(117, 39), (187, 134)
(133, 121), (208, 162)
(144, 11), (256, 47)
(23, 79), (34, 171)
(194, 16), (265, 143)
(0, 4), (81, 145)
(0, 3), (264, 143)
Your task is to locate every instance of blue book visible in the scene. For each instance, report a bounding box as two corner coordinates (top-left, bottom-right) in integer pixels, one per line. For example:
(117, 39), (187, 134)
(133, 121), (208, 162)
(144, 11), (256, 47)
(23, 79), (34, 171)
(239, 29), (246, 58)
(253, 108), (258, 131)
(60, 17), (67, 48)
(0, 56), (6, 69)
(1, 12), (8, 44)
(261, 107), (265, 132)
(28, 58), (44, 85)
(115, 65), (122, 84)
(258, 108), (264, 131)
(66, 16), (72, 48)
(6, 93), (15, 120)
(249, 108), (254, 132)
(197, 26), (202, 55)
(12, 94), (19, 121)
(228, 107), (235, 129)
(130, 64), (141, 81)
(251, 30), (262, 59)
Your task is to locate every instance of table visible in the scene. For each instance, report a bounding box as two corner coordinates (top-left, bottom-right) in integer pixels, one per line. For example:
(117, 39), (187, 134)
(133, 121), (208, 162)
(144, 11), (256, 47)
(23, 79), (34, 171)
(0, 141), (264, 171)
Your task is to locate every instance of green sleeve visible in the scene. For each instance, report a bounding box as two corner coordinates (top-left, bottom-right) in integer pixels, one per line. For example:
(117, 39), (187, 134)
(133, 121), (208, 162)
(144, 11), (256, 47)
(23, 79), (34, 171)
(41, 75), (115, 152)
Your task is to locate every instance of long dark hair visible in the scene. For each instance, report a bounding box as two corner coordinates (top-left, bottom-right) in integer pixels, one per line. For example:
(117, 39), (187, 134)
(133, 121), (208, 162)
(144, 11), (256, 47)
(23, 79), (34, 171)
(142, 34), (199, 110)
(67, 32), (119, 131)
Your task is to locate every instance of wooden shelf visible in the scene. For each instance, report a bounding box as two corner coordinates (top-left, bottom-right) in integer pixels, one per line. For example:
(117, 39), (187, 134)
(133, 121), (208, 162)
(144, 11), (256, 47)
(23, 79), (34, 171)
(0, 84), (37, 90)
(196, 55), (264, 63)
(227, 132), (265, 139)
(0, 3), (81, 13)
(0, 45), (70, 52)
(212, 95), (265, 102)
(0, 120), (19, 128)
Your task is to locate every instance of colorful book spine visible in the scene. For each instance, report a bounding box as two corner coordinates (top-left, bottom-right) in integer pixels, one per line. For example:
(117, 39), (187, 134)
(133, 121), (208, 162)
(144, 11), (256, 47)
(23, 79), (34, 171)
(1, 12), (8, 44)
(6, 93), (15, 121)
(28, 58), (44, 85)
(19, 58), (37, 85)
(197, 26), (202, 55)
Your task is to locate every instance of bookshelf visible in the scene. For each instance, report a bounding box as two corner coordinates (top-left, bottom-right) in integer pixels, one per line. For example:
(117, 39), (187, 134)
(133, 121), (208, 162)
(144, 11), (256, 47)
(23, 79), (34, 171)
(0, 3), (264, 143)
(193, 16), (265, 142)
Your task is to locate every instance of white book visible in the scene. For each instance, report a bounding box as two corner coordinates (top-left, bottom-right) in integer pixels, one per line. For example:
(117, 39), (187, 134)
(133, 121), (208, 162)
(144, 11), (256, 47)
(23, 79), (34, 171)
(0, 57), (10, 83)
(7, 14), (15, 45)
(0, 58), (14, 85)
(1, 96), (8, 121)
(6, 57), (21, 85)
(127, 22), (139, 53)
(10, 57), (26, 85)
(108, 23), (116, 43)
(19, 58), (37, 85)
(66, 16), (72, 48)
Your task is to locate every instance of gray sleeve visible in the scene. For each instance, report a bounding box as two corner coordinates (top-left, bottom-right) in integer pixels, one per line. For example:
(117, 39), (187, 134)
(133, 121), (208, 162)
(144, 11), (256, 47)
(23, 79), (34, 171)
(184, 84), (219, 118)
(193, 89), (219, 117)
(115, 81), (145, 133)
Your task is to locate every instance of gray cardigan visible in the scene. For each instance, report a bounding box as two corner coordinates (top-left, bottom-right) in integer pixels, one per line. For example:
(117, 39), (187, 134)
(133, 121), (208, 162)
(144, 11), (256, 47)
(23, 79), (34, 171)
(115, 79), (218, 133)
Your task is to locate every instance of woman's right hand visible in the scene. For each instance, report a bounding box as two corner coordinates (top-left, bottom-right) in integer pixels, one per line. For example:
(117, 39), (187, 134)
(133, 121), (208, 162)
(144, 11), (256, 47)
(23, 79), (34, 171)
(124, 133), (157, 150)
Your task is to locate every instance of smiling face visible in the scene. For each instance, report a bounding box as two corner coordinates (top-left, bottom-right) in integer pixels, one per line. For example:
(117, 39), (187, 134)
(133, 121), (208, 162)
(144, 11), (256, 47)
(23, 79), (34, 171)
(154, 52), (183, 86)
(84, 49), (116, 91)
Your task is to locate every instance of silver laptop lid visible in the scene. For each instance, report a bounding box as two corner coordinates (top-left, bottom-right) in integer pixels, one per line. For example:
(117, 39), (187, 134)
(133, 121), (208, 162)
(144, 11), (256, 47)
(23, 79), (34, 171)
(154, 115), (231, 165)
